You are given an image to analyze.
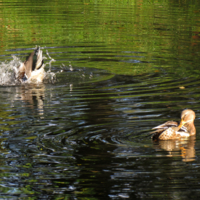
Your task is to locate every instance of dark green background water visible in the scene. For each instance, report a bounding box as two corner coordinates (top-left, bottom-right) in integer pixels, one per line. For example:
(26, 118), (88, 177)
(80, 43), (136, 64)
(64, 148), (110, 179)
(0, 0), (200, 199)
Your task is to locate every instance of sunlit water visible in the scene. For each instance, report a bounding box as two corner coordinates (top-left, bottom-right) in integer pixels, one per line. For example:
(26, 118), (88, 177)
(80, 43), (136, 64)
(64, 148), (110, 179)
(0, 0), (200, 199)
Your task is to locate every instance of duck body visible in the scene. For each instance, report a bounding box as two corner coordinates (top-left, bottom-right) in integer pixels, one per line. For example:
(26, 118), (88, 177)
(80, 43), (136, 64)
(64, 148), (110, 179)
(152, 109), (196, 141)
(15, 47), (45, 83)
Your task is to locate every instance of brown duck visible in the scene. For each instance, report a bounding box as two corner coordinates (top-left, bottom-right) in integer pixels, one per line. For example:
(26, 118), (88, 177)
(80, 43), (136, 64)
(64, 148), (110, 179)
(151, 109), (196, 140)
(15, 47), (45, 83)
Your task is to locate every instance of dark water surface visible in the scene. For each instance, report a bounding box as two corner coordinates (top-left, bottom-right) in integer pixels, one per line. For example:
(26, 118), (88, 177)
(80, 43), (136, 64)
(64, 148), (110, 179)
(1, 0), (200, 199)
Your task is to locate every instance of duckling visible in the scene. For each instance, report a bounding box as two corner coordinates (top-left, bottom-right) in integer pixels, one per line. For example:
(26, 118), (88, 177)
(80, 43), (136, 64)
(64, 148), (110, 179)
(151, 109), (196, 140)
(15, 47), (45, 83)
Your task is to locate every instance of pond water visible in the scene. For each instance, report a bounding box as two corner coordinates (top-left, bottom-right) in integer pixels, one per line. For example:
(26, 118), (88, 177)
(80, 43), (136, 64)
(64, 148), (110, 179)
(1, 0), (200, 199)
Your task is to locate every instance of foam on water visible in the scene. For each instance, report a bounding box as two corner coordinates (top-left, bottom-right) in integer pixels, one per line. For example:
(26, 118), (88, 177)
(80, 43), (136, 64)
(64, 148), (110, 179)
(0, 49), (56, 85)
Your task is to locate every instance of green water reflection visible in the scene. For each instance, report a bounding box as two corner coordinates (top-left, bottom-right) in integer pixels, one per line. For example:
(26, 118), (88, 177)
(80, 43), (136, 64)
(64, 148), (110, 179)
(1, 0), (200, 77)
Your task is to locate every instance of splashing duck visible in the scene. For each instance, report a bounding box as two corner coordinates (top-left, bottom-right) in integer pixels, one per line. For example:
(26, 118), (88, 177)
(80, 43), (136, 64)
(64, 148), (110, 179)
(151, 109), (196, 140)
(15, 47), (45, 83)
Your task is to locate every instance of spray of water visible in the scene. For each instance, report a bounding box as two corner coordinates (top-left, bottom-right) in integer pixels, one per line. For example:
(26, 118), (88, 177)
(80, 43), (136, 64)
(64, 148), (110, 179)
(0, 48), (56, 85)
(43, 49), (56, 83)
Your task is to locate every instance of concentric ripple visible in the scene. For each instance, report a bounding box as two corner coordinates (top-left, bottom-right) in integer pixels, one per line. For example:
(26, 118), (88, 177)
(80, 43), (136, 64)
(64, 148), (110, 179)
(0, 63), (199, 198)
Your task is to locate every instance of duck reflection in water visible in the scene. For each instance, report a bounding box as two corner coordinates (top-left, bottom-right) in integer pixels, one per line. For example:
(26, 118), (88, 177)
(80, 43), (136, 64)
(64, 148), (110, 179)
(15, 84), (45, 116)
(151, 109), (196, 162)
(153, 137), (196, 162)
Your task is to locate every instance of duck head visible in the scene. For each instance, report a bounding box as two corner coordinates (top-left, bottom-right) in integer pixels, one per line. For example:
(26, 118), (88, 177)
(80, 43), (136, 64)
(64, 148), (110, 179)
(178, 109), (196, 134)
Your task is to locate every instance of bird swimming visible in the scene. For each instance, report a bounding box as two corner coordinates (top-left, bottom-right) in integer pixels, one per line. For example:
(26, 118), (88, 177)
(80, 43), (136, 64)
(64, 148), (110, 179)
(15, 47), (45, 83)
(151, 109), (196, 141)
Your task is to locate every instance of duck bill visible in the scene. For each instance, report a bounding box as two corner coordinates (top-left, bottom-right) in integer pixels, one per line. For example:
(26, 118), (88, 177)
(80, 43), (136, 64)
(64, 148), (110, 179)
(178, 119), (185, 129)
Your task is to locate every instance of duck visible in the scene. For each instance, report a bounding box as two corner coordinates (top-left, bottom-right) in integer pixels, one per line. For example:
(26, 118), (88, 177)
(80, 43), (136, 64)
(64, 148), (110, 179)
(15, 47), (45, 83)
(151, 109), (196, 141)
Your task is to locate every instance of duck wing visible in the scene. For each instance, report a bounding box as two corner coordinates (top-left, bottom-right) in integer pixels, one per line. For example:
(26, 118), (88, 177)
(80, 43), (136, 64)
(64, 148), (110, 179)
(151, 121), (183, 141)
(15, 63), (25, 81)
(34, 47), (43, 70)
(178, 125), (188, 132)
(23, 47), (43, 79)
(24, 51), (35, 79)
(152, 121), (178, 131)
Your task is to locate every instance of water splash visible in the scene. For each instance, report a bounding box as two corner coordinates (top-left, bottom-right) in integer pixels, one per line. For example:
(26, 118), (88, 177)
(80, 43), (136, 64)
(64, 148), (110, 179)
(43, 49), (56, 83)
(0, 55), (20, 85)
(0, 49), (56, 85)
